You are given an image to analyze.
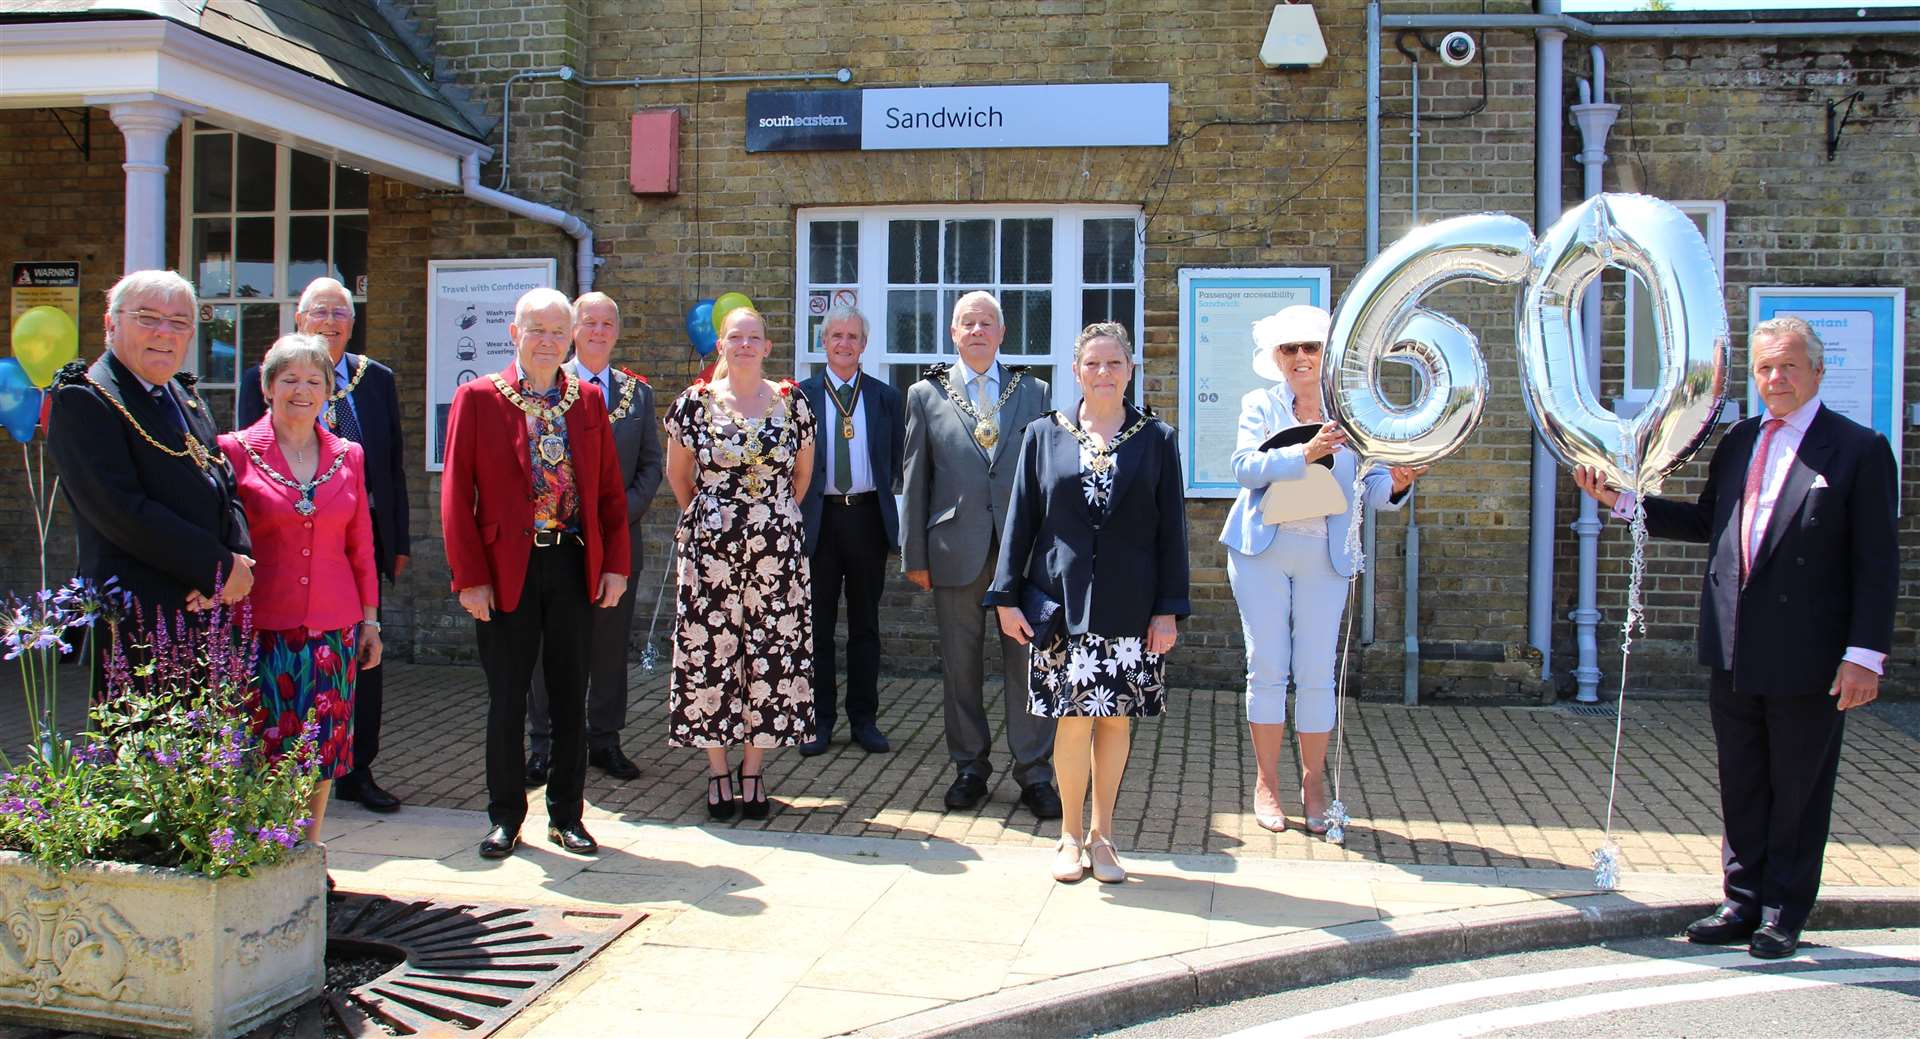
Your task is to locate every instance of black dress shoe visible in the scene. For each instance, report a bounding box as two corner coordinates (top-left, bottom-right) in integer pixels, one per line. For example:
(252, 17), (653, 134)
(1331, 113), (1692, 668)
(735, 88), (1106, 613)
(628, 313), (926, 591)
(479, 825), (519, 859)
(588, 745), (641, 781)
(1748, 924), (1800, 959)
(1685, 908), (1760, 945)
(797, 734), (831, 757)
(851, 724), (891, 754)
(1020, 782), (1064, 820)
(944, 772), (989, 811)
(524, 753), (550, 787)
(547, 823), (599, 855)
(706, 773), (738, 821)
(338, 773), (402, 813)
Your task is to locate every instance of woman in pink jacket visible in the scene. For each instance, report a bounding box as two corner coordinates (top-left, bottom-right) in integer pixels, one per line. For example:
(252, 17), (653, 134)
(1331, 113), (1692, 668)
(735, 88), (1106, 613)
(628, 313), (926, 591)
(219, 333), (381, 842)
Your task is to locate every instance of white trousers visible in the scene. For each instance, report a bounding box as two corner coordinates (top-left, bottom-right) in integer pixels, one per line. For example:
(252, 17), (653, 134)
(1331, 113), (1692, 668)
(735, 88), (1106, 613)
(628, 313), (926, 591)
(1227, 533), (1349, 733)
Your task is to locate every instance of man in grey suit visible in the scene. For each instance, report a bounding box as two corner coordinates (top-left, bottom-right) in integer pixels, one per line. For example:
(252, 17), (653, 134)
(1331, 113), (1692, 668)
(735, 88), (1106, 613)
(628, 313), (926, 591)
(527, 292), (664, 783)
(904, 291), (1060, 818)
(797, 306), (906, 756)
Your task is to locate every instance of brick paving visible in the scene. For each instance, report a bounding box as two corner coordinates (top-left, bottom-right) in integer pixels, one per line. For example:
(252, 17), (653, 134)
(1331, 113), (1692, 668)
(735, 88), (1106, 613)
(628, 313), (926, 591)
(7, 660), (1915, 887)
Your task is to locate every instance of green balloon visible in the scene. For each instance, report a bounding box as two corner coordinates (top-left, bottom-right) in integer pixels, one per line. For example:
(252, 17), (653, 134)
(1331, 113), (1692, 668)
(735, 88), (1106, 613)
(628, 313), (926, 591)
(711, 292), (756, 327)
(10, 306), (79, 389)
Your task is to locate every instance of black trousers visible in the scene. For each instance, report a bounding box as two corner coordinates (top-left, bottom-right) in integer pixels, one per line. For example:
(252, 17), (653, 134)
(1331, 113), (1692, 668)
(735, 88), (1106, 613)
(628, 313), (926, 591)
(528, 569), (638, 755)
(346, 606), (384, 778)
(1708, 668), (1848, 934)
(476, 542), (591, 831)
(809, 497), (888, 735)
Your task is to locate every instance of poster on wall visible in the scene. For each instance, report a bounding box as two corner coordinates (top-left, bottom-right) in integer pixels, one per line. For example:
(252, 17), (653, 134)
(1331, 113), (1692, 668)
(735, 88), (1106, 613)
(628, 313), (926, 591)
(1746, 286), (1905, 484)
(11, 262), (80, 323)
(1178, 267), (1331, 497)
(425, 258), (556, 471)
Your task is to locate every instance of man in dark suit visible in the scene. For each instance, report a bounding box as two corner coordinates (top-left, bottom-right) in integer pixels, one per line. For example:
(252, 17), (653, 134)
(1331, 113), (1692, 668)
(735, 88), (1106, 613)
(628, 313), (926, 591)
(1575, 316), (1897, 960)
(441, 288), (630, 859)
(240, 277), (411, 814)
(526, 292), (663, 783)
(50, 269), (253, 648)
(797, 306), (905, 756)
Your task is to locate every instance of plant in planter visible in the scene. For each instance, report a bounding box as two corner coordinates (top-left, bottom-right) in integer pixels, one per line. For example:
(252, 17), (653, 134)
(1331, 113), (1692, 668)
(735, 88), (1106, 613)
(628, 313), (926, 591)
(0, 587), (326, 1038)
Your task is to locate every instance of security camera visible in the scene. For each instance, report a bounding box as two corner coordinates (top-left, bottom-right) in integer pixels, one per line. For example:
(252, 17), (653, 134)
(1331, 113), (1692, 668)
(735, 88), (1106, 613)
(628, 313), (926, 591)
(1439, 32), (1477, 68)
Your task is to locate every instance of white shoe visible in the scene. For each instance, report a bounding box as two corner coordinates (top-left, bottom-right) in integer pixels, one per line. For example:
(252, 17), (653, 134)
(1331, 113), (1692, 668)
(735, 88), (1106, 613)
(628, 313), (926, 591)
(1052, 834), (1088, 883)
(1087, 835), (1127, 884)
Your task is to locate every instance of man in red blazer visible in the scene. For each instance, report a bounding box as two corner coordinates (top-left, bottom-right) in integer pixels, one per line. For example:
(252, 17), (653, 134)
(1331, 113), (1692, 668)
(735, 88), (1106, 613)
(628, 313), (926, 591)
(1576, 316), (1897, 960)
(441, 287), (630, 859)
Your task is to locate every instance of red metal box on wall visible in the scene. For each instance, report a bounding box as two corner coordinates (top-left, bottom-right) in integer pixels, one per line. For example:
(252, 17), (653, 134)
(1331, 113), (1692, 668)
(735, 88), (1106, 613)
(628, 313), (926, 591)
(629, 109), (679, 194)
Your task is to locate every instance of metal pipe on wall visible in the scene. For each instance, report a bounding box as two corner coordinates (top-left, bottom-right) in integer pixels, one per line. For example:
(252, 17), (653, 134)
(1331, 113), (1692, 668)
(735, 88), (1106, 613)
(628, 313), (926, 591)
(1569, 46), (1620, 703)
(1402, 45), (1423, 708)
(460, 152), (597, 293)
(1360, 1), (1383, 646)
(1383, 13), (1920, 37)
(1529, 1), (1566, 688)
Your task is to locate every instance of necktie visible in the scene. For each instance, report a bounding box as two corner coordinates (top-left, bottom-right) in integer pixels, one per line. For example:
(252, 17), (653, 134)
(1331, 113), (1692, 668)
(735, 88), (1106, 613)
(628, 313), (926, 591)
(150, 385), (187, 433)
(1739, 417), (1785, 583)
(833, 381), (855, 493)
(332, 384), (364, 443)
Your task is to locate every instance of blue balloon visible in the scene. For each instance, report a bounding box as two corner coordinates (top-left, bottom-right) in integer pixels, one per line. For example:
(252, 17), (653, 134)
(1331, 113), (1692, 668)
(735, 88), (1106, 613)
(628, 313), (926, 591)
(0, 358), (43, 444)
(685, 300), (717, 356)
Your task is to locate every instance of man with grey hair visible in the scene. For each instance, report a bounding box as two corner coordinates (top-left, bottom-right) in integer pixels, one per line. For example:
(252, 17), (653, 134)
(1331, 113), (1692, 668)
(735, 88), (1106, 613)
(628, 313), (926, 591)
(50, 270), (253, 645)
(797, 305), (905, 756)
(441, 287), (631, 859)
(903, 290), (1059, 818)
(1575, 315), (1897, 960)
(240, 277), (411, 813)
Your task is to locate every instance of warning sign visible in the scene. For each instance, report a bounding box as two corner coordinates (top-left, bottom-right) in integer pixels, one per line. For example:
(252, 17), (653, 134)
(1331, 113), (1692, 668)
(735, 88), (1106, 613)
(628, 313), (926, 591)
(10, 262), (80, 326)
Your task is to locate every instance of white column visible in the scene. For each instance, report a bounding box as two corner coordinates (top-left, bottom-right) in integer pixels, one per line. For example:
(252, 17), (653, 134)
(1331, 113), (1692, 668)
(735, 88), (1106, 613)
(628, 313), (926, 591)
(109, 100), (187, 274)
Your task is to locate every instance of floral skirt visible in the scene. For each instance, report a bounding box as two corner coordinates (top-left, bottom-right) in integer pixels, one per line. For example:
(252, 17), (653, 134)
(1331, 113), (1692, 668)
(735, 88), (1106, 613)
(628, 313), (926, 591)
(253, 626), (357, 780)
(1028, 630), (1167, 718)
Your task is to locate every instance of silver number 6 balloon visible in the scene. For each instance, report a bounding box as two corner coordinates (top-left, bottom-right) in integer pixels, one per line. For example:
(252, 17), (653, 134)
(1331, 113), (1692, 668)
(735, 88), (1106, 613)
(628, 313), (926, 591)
(1325, 194), (1729, 495)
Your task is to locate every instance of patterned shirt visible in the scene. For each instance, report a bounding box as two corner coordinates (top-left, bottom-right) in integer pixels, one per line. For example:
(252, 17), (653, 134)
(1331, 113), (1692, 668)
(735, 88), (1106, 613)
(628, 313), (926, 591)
(513, 363), (580, 533)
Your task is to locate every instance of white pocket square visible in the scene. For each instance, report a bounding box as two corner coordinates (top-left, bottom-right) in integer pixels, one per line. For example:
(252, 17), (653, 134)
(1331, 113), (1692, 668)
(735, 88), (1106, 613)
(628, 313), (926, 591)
(1810, 474), (1830, 489)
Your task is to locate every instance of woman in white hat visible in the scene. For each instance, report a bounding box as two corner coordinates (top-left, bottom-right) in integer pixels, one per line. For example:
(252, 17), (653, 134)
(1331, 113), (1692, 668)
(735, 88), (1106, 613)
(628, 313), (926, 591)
(1218, 305), (1425, 834)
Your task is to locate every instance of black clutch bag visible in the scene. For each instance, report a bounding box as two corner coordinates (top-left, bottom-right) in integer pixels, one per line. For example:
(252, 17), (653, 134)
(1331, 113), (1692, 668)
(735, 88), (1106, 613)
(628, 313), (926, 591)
(1020, 583), (1065, 646)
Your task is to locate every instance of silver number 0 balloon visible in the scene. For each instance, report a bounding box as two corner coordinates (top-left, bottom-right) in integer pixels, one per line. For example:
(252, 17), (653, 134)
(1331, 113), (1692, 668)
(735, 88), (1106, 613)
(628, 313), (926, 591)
(1326, 194), (1730, 495)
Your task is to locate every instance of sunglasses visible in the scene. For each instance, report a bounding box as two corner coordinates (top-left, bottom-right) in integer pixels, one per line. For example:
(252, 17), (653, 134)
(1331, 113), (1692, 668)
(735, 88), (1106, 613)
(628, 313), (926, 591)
(1277, 342), (1322, 356)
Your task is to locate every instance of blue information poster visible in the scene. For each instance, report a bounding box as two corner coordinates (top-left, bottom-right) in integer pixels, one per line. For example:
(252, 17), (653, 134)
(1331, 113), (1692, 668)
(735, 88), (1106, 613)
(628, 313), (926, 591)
(1178, 268), (1330, 497)
(1747, 286), (1905, 485)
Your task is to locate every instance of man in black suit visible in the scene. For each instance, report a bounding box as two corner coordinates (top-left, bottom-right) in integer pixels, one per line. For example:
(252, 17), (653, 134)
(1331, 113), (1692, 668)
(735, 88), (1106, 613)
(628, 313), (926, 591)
(526, 292), (664, 783)
(797, 306), (906, 756)
(1576, 315), (1897, 960)
(49, 270), (253, 656)
(240, 277), (411, 813)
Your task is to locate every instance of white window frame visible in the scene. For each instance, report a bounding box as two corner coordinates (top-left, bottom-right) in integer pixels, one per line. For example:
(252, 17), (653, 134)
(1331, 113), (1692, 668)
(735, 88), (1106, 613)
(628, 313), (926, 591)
(177, 120), (369, 410)
(793, 204), (1146, 414)
(1619, 200), (1726, 414)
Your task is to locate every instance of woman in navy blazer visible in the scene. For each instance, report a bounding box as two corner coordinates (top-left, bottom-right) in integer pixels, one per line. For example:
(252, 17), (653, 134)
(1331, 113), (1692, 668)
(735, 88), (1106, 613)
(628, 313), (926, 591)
(1219, 306), (1423, 835)
(987, 323), (1189, 883)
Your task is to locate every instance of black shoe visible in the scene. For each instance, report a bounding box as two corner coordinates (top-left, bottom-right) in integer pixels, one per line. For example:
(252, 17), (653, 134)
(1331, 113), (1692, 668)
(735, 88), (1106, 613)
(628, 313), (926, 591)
(706, 773), (738, 821)
(1685, 908), (1760, 945)
(479, 825), (519, 859)
(1020, 782), (1063, 820)
(588, 745), (641, 781)
(944, 771), (989, 811)
(851, 724), (891, 754)
(525, 753), (550, 787)
(739, 769), (770, 821)
(1748, 924), (1800, 959)
(547, 823), (599, 855)
(337, 772), (402, 813)
(797, 733), (832, 757)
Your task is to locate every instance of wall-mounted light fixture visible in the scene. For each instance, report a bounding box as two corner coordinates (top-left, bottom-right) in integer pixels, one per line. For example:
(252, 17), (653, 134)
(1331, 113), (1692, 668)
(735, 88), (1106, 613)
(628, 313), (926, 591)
(1260, 4), (1328, 70)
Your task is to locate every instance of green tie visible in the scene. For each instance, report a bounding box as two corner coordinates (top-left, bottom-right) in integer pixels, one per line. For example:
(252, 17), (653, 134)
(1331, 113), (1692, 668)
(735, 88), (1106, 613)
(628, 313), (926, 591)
(833, 381), (855, 493)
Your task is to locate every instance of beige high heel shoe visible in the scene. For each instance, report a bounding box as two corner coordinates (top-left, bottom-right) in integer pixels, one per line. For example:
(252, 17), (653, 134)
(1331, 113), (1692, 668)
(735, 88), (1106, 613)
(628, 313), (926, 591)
(1051, 833), (1088, 883)
(1086, 835), (1127, 884)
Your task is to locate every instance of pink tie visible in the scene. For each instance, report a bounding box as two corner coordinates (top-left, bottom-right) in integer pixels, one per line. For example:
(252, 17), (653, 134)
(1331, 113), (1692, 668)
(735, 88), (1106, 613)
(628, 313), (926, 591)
(1739, 418), (1784, 583)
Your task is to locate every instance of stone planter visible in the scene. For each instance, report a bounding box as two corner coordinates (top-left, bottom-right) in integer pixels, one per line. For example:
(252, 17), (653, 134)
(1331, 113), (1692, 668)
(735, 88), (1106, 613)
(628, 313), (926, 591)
(0, 843), (324, 1038)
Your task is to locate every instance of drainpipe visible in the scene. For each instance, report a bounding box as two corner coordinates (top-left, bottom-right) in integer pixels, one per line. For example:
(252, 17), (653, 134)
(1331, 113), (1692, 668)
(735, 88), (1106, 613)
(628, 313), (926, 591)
(460, 152), (598, 293)
(1401, 37), (1423, 708)
(1528, 1), (1566, 688)
(1361, 1), (1382, 646)
(1569, 48), (1619, 703)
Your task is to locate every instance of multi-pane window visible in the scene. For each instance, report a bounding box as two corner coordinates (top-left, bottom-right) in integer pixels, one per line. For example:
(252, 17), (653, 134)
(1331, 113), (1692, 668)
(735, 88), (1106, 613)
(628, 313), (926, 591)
(180, 124), (370, 426)
(796, 206), (1145, 413)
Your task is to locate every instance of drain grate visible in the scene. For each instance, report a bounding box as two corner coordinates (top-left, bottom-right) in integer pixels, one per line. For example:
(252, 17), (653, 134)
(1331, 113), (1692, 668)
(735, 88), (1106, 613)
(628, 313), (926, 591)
(325, 892), (645, 1038)
(1560, 702), (1618, 717)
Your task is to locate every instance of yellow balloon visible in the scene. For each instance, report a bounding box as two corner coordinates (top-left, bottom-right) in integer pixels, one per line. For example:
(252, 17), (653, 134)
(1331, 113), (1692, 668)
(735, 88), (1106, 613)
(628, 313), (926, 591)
(711, 292), (756, 327)
(10, 306), (79, 389)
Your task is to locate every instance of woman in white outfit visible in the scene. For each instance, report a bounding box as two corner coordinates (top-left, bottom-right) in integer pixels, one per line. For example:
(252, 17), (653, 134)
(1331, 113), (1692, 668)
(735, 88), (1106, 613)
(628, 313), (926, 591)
(1218, 305), (1425, 833)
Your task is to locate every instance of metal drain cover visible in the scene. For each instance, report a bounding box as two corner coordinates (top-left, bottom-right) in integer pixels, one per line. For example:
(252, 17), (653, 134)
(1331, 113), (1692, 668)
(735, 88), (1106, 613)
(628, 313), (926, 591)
(326, 892), (645, 1037)
(1560, 702), (1618, 717)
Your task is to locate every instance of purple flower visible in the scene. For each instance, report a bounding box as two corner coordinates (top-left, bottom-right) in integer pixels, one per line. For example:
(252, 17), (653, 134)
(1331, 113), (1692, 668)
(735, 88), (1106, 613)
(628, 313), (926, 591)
(150, 749), (179, 767)
(210, 827), (236, 852)
(252, 824), (300, 850)
(73, 743), (115, 766)
(0, 795), (49, 821)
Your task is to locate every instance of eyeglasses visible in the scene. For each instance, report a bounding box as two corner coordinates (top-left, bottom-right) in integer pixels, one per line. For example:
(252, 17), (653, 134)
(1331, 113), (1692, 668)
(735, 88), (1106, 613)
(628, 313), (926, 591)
(120, 310), (195, 335)
(300, 307), (355, 323)
(1277, 342), (1322, 356)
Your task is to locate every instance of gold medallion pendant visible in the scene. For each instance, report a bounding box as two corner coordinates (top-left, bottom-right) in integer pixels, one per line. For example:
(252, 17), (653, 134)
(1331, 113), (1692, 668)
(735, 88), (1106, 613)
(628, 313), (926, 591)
(841, 416), (856, 440)
(973, 418), (999, 451)
(537, 433), (567, 466)
(1087, 451), (1115, 474)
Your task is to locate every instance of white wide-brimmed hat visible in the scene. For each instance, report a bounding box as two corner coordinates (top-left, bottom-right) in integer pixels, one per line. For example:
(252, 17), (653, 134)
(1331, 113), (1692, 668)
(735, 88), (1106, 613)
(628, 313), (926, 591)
(1251, 304), (1331, 383)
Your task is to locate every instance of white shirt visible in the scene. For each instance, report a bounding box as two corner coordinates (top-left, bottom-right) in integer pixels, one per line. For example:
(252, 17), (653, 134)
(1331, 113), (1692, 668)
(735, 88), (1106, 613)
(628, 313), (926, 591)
(960, 360), (1000, 413)
(823, 370), (876, 494)
(1613, 394), (1883, 675)
(571, 358), (614, 395)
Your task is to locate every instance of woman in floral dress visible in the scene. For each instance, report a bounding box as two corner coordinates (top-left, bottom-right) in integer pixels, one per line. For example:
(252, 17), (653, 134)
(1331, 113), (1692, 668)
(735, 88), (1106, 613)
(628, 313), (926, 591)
(987, 323), (1189, 883)
(663, 306), (816, 821)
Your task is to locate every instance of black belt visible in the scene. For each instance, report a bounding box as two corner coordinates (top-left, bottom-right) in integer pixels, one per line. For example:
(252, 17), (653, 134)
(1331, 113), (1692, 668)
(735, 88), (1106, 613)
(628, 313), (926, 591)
(822, 491), (878, 506)
(532, 529), (583, 548)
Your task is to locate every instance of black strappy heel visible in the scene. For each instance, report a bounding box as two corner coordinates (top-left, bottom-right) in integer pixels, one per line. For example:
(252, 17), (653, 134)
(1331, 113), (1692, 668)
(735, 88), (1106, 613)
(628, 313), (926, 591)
(738, 767), (769, 821)
(706, 772), (738, 821)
